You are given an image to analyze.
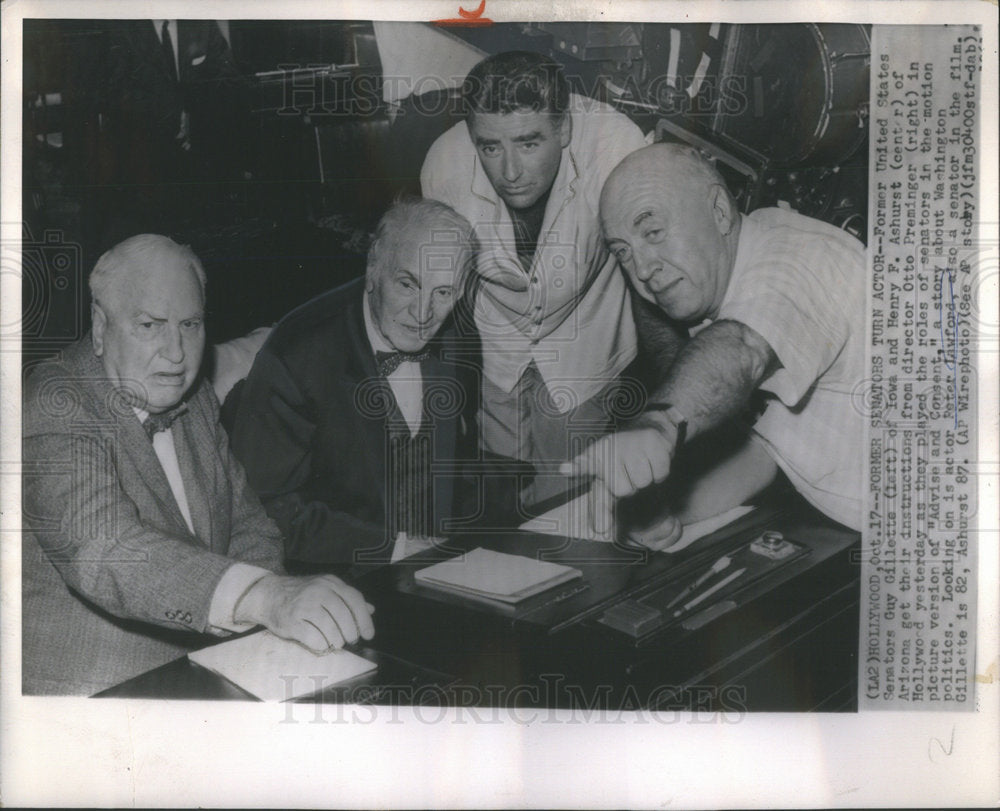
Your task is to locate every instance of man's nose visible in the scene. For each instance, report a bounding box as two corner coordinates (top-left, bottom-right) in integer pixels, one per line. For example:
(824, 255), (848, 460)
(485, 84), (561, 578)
(632, 244), (660, 283)
(501, 149), (522, 182)
(159, 325), (185, 363)
(413, 294), (435, 325)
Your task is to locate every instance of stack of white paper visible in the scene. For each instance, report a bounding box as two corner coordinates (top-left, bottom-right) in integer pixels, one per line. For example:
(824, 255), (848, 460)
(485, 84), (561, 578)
(414, 547), (582, 604)
(188, 631), (377, 701)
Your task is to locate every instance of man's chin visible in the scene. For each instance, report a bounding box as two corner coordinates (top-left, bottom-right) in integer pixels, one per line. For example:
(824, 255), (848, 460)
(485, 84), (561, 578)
(389, 327), (434, 353)
(500, 192), (540, 210)
(144, 397), (186, 415)
(656, 298), (700, 323)
(395, 339), (430, 353)
(144, 382), (192, 413)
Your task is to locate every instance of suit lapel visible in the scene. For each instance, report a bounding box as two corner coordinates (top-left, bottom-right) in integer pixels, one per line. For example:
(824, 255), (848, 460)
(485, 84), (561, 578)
(107, 407), (195, 540)
(176, 21), (204, 82)
(140, 20), (176, 83)
(423, 346), (456, 528)
(120, 413), (193, 536)
(344, 294), (394, 508)
(74, 343), (204, 544)
(171, 406), (216, 548)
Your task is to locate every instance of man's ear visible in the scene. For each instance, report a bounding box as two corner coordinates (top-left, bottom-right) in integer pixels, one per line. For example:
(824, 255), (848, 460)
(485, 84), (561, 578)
(91, 303), (107, 357)
(558, 113), (572, 149)
(709, 184), (736, 236)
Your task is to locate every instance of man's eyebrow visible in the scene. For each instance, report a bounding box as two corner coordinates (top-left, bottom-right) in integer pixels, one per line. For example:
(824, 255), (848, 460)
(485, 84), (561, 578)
(474, 135), (500, 147)
(632, 211), (655, 228)
(396, 268), (420, 286)
(134, 311), (167, 322)
(511, 131), (545, 143)
(134, 310), (205, 321)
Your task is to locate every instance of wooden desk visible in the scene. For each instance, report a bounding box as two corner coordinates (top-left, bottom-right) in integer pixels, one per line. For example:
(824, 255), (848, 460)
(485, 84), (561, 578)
(98, 496), (860, 711)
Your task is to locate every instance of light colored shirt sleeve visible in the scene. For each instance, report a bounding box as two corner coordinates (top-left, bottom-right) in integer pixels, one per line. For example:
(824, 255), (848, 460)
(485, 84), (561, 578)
(720, 231), (852, 406)
(206, 562), (272, 635)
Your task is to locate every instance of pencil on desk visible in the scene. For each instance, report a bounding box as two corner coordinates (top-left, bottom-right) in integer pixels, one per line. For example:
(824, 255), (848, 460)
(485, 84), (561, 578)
(673, 567), (747, 618)
(666, 554), (733, 609)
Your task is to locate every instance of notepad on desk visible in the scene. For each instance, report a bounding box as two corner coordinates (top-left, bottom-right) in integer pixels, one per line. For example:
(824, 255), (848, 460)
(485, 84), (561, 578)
(188, 630), (377, 701)
(414, 547), (583, 606)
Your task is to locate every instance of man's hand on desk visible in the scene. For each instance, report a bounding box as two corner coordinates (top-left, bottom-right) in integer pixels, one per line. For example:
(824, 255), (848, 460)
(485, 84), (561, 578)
(235, 574), (376, 653)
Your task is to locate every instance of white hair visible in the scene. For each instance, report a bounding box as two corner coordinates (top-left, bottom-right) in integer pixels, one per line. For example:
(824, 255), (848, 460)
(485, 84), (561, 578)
(366, 197), (477, 292)
(89, 234), (207, 310)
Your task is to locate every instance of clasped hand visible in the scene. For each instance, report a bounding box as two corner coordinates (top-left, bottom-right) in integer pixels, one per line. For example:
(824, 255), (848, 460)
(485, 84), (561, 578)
(559, 412), (683, 549)
(236, 573), (375, 653)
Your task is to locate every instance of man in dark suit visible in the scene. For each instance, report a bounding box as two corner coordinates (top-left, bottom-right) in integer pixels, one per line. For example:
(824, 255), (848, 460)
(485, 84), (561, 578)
(101, 20), (251, 235)
(22, 234), (374, 695)
(231, 198), (479, 574)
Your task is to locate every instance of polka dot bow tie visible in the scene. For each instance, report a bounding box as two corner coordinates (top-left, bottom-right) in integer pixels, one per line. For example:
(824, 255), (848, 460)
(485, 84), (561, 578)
(375, 350), (431, 377)
(142, 405), (188, 439)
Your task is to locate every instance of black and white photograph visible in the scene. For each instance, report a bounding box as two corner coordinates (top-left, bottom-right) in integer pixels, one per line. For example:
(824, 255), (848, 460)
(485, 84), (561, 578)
(2, 1), (997, 807)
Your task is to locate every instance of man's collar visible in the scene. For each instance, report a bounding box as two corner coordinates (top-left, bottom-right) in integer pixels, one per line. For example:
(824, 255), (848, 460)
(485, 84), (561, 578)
(133, 404), (188, 439)
(716, 212), (752, 316)
(362, 290), (393, 354)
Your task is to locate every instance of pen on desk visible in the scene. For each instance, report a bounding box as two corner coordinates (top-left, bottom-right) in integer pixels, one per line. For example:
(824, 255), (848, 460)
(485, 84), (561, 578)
(673, 567), (747, 618)
(666, 554), (733, 609)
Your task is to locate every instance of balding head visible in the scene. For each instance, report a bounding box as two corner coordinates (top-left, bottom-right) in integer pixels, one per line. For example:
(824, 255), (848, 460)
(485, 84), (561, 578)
(600, 143), (740, 322)
(601, 143), (735, 223)
(90, 234), (206, 314)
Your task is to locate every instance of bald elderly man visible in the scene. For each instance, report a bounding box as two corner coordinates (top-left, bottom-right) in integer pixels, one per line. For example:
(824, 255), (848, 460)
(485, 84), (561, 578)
(564, 143), (865, 546)
(22, 234), (373, 695)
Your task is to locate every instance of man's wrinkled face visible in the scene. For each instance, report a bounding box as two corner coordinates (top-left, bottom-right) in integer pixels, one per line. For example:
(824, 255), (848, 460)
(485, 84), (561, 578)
(602, 176), (732, 323)
(468, 109), (570, 210)
(93, 257), (205, 413)
(368, 223), (466, 353)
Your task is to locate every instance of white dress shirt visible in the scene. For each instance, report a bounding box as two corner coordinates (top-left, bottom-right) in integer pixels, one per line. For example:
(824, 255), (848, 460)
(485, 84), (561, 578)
(360, 294), (442, 561)
(713, 209), (866, 530)
(362, 292), (424, 436)
(421, 93), (646, 409)
(151, 20), (179, 76)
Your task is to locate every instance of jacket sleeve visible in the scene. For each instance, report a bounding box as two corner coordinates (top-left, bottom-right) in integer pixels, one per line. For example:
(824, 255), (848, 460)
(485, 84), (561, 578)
(23, 424), (239, 635)
(230, 347), (387, 572)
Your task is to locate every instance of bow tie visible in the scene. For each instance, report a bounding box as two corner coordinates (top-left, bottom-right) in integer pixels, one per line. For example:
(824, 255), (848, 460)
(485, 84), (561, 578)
(375, 349), (431, 377)
(142, 405), (188, 439)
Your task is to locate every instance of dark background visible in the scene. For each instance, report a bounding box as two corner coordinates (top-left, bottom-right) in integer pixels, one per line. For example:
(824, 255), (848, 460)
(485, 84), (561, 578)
(21, 20), (870, 365)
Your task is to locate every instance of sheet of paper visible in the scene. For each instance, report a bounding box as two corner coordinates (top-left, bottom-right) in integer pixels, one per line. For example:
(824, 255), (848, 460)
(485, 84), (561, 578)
(520, 492), (754, 553)
(188, 631), (377, 702)
(519, 492), (612, 542)
(665, 506), (755, 552)
(414, 547), (581, 602)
